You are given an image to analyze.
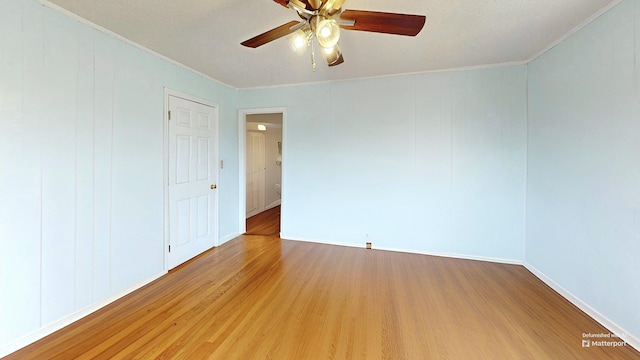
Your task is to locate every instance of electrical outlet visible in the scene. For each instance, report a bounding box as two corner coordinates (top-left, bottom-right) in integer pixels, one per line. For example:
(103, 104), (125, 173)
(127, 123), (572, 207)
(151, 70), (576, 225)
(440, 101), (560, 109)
(366, 242), (372, 249)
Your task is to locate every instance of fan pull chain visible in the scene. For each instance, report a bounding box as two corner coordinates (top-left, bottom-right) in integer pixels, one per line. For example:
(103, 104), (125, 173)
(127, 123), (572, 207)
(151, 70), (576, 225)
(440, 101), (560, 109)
(311, 40), (316, 72)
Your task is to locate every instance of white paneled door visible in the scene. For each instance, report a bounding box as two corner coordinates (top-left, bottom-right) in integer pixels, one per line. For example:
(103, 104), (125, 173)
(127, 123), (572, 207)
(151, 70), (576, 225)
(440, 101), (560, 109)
(168, 95), (218, 270)
(246, 131), (266, 218)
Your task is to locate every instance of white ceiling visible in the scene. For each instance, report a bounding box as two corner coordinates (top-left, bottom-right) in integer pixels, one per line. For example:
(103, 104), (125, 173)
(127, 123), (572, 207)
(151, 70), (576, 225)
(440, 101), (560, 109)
(45, 0), (620, 89)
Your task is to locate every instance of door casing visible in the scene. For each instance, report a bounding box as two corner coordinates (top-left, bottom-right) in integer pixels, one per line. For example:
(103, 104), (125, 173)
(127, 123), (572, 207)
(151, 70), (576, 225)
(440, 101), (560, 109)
(164, 88), (219, 271)
(238, 108), (286, 235)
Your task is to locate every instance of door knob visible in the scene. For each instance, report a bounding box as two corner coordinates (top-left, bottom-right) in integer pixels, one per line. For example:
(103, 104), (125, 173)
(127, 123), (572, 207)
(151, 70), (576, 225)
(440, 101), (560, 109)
(211, 184), (217, 190)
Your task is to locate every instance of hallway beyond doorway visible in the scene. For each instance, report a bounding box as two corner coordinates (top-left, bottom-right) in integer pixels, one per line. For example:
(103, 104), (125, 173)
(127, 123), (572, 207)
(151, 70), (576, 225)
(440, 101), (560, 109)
(245, 206), (280, 237)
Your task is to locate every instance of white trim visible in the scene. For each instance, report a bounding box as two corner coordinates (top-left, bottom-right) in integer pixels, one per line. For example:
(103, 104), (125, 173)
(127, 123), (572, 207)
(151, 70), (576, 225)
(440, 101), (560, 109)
(281, 235), (523, 265)
(37, 0), (621, 90)
(241, 61), (529, 91)
(378, 247), (523, 265)
(36, 0), (525, 91)
(0, 271), (166, 358)
(219, 232), (241, 245)
(282, 236), (639, 350)
(523, 64), (530, 262)
(164, 88), (219, 108)
(238, 113), (246, 234)
(524, 262), (640, 352)
(246, 199), (282, 219)
(264, 199), (281, 211)
(245, 209), (262, 220)
(280, 236), (365, 250)
(37, 0), (236, 90)
(525, 0), (623, 63)
(238, 107), (287, 235)
(163, 88), (220, 272)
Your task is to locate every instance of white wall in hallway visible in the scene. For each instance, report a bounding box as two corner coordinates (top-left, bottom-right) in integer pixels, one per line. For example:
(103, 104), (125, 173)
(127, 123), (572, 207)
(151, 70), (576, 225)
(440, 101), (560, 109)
(247, 113), (283, 210)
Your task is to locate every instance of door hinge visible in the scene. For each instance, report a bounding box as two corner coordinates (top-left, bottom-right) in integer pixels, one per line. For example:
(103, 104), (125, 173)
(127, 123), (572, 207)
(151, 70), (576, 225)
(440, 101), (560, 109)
(168, 110), (171, 120)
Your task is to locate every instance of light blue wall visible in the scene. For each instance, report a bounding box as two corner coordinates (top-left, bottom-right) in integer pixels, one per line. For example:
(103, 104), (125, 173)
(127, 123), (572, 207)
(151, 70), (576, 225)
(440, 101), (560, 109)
(3, 0), (637, 354)
(0, 0), (238, 352)
(240, 66), (528, 262)
(527, 0), (640, 342)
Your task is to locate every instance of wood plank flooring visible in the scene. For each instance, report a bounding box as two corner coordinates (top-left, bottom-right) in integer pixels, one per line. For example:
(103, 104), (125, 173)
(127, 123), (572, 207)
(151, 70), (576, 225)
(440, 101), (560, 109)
(245, 206), (280, 237)
(4, 212), (638, 359)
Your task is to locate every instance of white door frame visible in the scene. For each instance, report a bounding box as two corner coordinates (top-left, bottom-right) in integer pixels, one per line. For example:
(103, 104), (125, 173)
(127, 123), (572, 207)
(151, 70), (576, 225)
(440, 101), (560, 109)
(164, 87), (220, 271)
(238, 107), (286, 235)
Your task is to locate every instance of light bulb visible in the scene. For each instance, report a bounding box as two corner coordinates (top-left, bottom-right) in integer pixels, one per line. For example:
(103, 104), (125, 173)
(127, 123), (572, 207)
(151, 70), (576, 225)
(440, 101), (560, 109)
(322, 43), (342, 66)
(315, 18), (340, 48)
(320, 27), (332, 38)
(288, 28), (311, 53)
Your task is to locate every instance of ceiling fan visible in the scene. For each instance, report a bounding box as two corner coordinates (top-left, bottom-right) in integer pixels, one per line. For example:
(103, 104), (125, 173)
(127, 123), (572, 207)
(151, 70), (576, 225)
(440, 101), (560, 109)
(241, 0), (426, 69)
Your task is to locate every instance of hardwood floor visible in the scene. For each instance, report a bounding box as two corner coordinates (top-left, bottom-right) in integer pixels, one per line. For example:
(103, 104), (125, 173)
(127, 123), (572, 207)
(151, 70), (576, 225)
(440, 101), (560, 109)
(4, 227), (638, 358)
(245, 206), (280, 237)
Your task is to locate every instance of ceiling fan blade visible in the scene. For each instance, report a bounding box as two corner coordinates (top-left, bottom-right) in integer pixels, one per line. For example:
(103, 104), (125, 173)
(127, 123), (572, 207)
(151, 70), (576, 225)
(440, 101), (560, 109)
(340, 10), (426, 36)
(273, 0), (289, 7)
(328, 53), (344, 67)
(241, 21), (301, 48)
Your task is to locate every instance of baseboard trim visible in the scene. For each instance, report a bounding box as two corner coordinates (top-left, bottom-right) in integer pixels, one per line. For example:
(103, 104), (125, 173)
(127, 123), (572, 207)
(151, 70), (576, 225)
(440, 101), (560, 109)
(280, 235), (364, 250)
(219, 232), (241, 245)
(283, 236), (638, 351)
(0, 271), (166, 358)
(246, 201), (281, 220)
(523, 262), (639, 352)
(4, 242), (635, 356)
(377, 246), (523, 265)
(280, 235), (522, 265)
(264, 199), (281, 210)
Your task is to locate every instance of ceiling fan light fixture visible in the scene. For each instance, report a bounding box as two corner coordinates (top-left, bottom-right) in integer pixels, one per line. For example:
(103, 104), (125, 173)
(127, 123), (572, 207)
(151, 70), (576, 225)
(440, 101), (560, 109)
(323, 43), (342, 65)
(241, 1), (427, 70)
(315, 17), (340, 48)
(288, 28), (312, 53)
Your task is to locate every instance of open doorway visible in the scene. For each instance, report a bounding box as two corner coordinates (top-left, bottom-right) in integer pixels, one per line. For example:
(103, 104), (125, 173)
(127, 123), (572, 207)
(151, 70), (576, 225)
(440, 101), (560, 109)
(246, 114), (282, 218)
(238, 108), (285, 237)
